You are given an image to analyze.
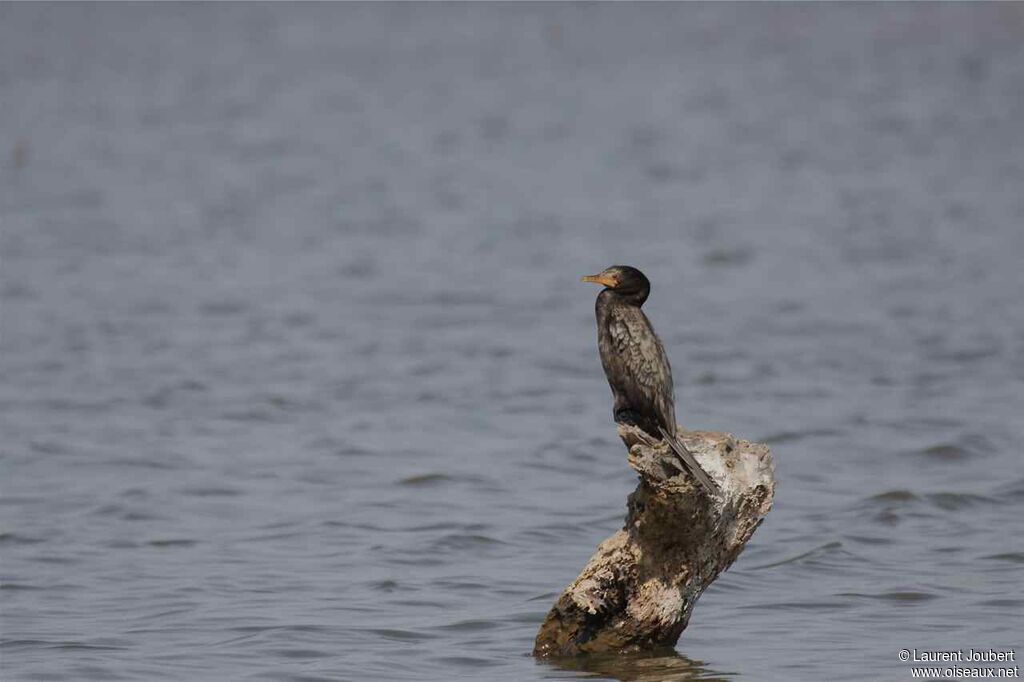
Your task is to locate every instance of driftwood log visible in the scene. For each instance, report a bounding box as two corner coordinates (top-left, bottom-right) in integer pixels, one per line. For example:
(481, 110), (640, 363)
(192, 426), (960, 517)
(533, 424), (775, 657)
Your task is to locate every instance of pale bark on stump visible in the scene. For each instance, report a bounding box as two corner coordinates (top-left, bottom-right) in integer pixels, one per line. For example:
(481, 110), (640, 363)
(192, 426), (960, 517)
(533, 424), (775, 657)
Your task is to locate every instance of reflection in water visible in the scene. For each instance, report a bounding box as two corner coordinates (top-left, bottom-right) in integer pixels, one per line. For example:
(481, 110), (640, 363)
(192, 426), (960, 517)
(539, 648), (731, 682)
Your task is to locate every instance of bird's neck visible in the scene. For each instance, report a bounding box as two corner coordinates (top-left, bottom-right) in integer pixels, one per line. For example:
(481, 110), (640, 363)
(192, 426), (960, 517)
(598, 288), (648, 308)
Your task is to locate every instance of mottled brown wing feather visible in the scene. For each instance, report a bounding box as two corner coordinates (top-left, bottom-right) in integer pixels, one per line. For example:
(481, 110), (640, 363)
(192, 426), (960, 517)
(607, 309), (677, 436)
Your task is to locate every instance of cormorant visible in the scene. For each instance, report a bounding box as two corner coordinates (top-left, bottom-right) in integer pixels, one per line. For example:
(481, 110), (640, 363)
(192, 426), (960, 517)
(582, 265), (720, 494)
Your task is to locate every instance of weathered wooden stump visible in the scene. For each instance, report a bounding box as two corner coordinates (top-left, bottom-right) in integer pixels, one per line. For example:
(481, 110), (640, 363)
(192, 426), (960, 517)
(533, 424), (775, 657)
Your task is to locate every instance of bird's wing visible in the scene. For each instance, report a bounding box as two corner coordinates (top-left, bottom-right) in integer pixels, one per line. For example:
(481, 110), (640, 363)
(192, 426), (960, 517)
(608, 309), (719, 496)
(607, 310), (677, 435)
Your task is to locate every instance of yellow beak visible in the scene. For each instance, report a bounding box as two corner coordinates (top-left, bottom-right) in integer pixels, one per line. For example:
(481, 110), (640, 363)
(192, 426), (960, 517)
(581, 273), (618, 288)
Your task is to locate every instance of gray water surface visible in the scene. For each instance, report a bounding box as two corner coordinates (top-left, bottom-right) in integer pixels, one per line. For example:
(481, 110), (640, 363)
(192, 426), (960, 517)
(2, 4), (1024, 681)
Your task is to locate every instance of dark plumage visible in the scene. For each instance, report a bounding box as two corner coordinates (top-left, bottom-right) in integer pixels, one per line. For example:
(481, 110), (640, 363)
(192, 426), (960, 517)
(582, 265), (719, 494)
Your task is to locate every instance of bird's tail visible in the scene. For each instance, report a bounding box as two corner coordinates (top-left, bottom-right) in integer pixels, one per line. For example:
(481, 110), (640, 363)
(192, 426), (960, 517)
(658, 426), (721, 496)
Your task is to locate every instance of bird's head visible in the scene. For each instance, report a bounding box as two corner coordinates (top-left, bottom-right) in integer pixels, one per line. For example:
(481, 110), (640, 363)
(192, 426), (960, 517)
(581, 265), (651, 304)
